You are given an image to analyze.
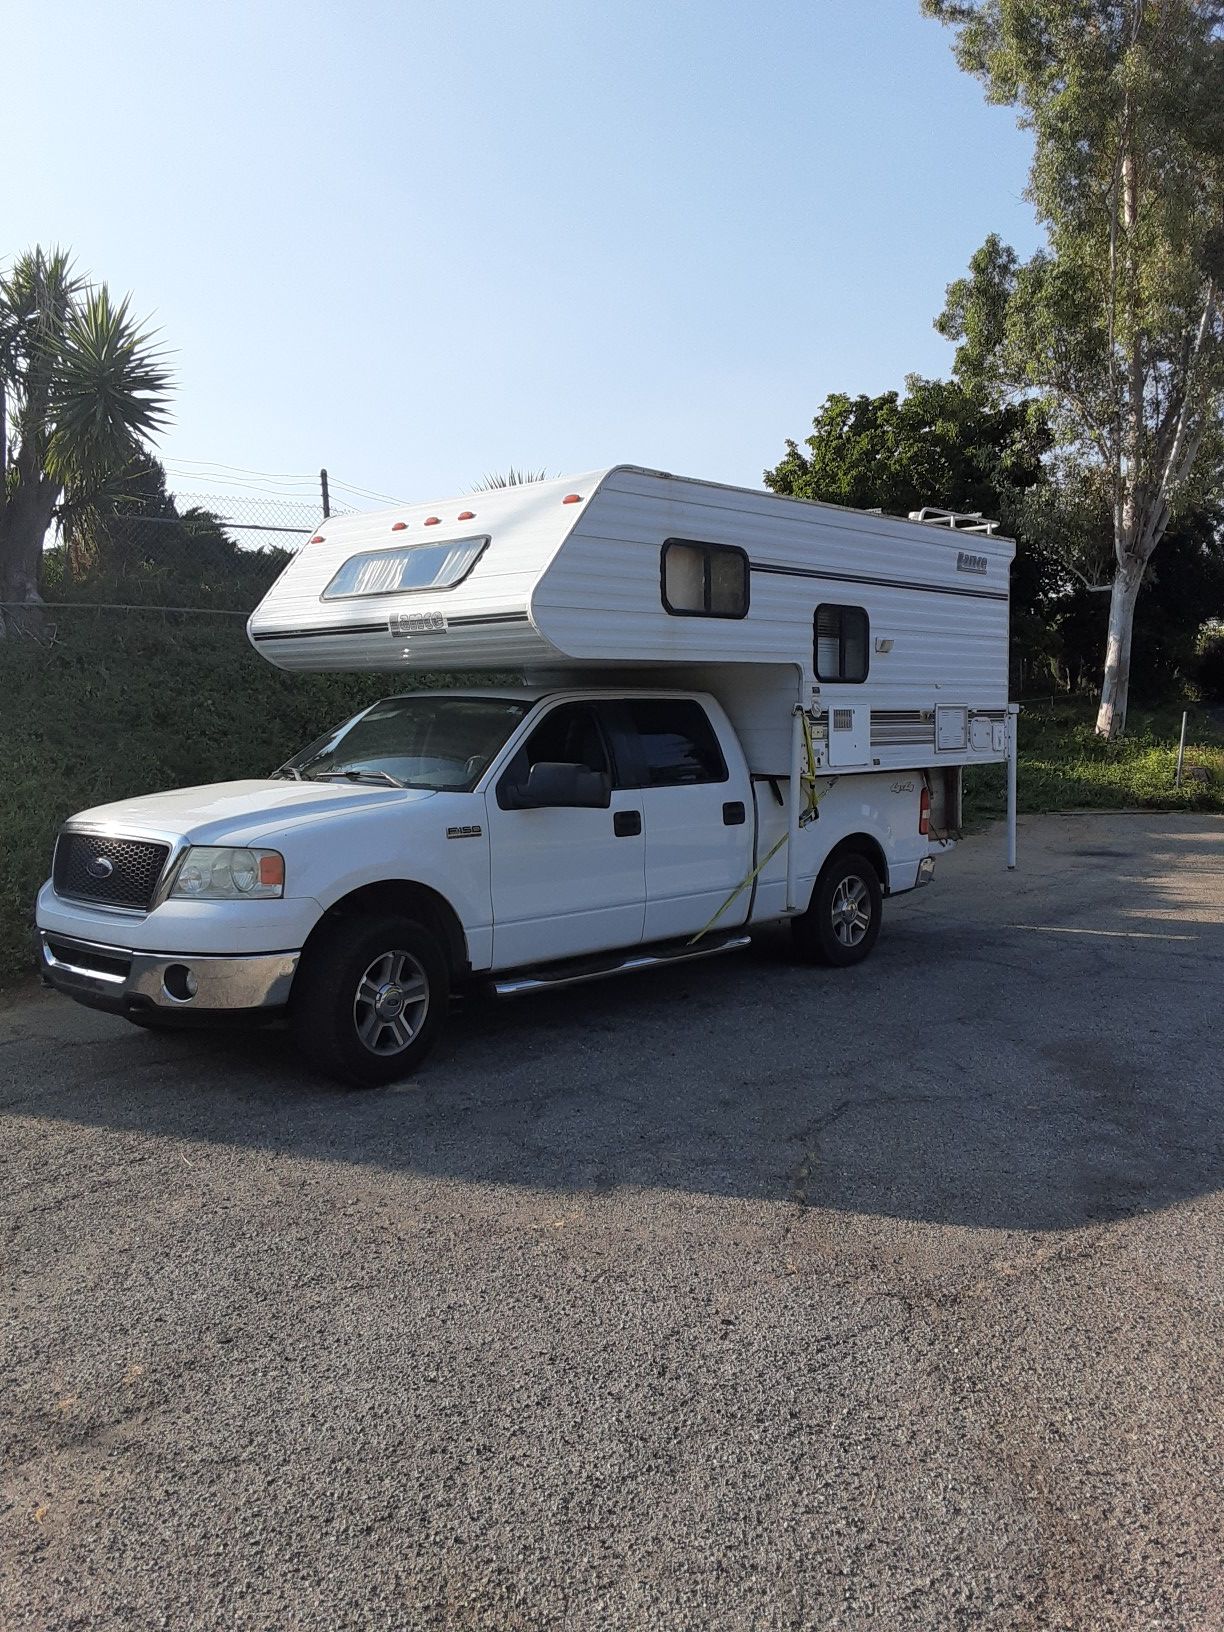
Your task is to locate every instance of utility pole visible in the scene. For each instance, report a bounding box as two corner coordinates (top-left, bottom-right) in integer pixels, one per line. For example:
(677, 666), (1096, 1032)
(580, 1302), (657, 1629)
(320, 468), (331, 519)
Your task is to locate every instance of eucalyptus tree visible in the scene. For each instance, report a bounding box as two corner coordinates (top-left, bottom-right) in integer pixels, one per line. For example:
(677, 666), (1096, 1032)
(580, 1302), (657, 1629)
(0, 246), (172, 633)
(924, 0), (1224, 735)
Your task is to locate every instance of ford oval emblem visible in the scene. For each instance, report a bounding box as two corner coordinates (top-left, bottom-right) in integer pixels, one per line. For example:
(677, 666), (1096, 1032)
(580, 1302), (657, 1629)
(86, 855), (114, 881)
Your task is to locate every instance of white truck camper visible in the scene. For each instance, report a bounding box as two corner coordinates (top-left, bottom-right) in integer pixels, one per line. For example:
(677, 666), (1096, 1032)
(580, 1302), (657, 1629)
(37, 466), (1019, 1085)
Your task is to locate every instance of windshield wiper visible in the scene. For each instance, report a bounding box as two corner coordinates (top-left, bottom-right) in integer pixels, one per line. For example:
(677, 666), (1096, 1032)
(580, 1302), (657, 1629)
(316, 768), (406, 788)
(272, 766), (303, 781)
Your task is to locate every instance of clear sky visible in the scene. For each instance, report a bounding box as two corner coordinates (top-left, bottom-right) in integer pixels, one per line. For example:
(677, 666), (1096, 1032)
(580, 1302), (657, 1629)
(5, 0), (1041, 510)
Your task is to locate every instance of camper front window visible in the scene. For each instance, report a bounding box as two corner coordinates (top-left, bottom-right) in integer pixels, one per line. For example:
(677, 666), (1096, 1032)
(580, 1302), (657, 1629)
(277, 694), (530, 791)
(322, 536), (489, 600)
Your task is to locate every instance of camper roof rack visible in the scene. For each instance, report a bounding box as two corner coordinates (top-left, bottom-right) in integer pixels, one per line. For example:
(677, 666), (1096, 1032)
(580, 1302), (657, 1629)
(908, 506), (999, 536)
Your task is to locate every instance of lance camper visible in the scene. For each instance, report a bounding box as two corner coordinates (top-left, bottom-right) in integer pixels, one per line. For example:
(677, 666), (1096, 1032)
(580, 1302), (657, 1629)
(36, 466), (1018, 1085)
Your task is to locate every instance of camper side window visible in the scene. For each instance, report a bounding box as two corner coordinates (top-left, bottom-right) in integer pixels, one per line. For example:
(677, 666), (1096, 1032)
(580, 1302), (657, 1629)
(814, 604), (869, 683)
(661, 540), (749, 619)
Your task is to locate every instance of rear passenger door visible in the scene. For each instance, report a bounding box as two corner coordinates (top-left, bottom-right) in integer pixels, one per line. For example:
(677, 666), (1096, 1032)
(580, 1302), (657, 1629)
(617, 698), (754, 943)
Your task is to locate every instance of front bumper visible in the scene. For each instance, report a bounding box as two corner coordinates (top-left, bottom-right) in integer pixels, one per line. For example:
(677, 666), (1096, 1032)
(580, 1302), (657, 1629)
(39, 931), (299, 1019)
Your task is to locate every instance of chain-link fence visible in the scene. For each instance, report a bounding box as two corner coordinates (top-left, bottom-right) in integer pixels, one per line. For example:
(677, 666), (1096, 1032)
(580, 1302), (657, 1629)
(1, 485), (362, 638)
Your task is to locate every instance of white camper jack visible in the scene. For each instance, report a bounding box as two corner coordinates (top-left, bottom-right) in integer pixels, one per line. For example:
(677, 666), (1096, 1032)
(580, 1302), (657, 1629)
(36, 467), (1017, 1085)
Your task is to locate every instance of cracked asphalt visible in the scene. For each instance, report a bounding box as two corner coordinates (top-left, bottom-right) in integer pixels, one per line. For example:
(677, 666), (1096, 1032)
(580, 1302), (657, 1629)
(2, 812), (1222, 1631)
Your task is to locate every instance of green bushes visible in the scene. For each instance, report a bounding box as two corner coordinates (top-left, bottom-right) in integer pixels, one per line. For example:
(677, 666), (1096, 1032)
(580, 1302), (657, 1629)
(0, 612), (433, 985)
(963, 701), (1224, 826)
(4, 622), (1222, 988)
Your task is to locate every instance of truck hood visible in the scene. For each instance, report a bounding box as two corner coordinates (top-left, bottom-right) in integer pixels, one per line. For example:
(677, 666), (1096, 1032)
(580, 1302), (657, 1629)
(66, 779), (436, 848)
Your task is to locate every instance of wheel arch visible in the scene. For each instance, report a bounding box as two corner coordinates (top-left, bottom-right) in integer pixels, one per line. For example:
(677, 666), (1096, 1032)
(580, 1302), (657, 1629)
(304, 880), (470, 977)
(814, 833), (891, 900)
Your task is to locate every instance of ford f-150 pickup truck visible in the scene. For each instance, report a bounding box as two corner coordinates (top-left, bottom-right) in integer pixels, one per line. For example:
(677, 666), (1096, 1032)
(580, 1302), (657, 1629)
(37, 686), (938, 1085)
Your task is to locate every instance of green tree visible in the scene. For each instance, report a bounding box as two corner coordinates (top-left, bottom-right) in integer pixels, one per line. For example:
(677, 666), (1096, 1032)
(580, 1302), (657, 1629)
(923, 1), (1224, 736)
(764, 376), (1061, 687)
(45, 456), (291, 612)
(0, 246), (172, 634)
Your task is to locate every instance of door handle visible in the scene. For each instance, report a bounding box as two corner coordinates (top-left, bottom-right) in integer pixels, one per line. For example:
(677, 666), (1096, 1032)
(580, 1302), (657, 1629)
(722, 801), (746, 826)
(613, 810), (642, 837)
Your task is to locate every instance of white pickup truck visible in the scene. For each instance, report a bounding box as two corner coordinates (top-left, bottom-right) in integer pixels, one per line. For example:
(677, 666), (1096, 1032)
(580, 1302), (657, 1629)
(37, 686), (937, 1084)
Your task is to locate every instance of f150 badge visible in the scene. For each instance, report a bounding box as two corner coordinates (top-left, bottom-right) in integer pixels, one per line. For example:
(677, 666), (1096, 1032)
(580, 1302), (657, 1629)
(446, 825), (483, 840)
(389, 610), (449, 636)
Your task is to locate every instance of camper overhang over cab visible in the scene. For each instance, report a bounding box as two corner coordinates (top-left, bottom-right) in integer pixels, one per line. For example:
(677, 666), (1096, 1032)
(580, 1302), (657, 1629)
(248, 464), (1017, 784)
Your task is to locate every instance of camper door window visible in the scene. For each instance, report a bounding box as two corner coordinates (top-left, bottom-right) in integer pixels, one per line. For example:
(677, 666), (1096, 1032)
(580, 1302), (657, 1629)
(661, 540), (749, 619)
(814, 605), (870, 683)
(321, 536), (489, 600)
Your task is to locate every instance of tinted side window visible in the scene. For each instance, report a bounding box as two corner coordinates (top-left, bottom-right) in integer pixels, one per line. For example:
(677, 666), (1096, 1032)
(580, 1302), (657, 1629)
(497, 702), (613, 807)
(814, 604), (870, 683)
(623, 699), (728, 787)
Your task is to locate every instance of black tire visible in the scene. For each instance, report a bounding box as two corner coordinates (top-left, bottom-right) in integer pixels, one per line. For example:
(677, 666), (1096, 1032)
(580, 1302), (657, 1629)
(792, 850), (883, 968)
(290, 914), (449, 1087)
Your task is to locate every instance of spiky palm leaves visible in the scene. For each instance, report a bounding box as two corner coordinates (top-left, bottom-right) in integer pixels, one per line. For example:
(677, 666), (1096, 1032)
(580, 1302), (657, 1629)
(0, 245), (172, 625)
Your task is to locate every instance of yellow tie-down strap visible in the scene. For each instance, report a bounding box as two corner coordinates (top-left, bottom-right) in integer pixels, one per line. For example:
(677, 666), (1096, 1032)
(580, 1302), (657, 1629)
(689, 712), (837, 946)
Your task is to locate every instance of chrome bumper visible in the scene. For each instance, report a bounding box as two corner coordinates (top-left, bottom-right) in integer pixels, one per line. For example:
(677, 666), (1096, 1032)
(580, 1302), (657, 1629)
(39, 932), (298, 1017)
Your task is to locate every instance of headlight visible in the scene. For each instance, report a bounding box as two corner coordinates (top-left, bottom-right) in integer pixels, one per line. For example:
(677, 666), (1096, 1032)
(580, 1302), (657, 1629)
(170, 847), (285, 900)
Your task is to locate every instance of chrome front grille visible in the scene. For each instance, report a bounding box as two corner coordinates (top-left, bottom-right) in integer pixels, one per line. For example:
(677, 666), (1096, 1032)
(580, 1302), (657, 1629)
(52, 831), (170, 911)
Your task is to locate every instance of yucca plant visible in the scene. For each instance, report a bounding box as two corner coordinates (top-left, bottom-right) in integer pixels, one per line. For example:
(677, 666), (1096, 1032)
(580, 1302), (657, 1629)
(0, 246), (172, 632)
(471, 467), (549, 491)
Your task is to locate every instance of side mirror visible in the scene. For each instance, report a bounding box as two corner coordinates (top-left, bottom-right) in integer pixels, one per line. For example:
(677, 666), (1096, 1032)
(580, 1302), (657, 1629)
(521, 761), (611, 809)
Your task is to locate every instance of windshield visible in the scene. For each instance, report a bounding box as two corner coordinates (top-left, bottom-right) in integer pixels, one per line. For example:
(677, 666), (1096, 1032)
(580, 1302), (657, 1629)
(279, 694), (531, 791)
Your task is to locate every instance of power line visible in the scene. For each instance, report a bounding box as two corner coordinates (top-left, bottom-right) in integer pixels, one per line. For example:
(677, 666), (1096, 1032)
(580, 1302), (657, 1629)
(162, 457), (322, 482)
(163, 459), (410, 508)
(328, 477), (411, 506)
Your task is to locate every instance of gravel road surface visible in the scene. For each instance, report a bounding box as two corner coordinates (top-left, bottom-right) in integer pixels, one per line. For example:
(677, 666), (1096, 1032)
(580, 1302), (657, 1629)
(2, 813), (1222, 1631)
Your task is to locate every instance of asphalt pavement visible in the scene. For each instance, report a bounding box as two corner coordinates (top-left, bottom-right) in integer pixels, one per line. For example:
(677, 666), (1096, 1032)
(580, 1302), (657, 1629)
(2, 812), (1222, 1631)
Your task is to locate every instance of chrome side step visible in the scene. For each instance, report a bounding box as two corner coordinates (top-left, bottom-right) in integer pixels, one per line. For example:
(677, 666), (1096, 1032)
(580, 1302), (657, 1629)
(492, 932), (752, 998)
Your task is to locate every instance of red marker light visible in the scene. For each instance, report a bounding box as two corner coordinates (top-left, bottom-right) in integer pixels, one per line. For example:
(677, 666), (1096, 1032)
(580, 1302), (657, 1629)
(391, 521), (408, 531)
(457, 511), (475, 521)
(424, 516), (441, 526)
(562, 493), (582, 504)
(309, 534), (325, 543)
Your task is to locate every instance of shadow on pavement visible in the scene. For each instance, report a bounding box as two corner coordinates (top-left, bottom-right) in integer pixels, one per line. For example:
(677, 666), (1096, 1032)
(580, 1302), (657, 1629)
(3, 814), (1222, 1233)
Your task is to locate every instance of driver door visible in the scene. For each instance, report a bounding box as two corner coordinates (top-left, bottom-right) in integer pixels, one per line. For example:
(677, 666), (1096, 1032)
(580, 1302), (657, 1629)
(484, 701), (646, 969)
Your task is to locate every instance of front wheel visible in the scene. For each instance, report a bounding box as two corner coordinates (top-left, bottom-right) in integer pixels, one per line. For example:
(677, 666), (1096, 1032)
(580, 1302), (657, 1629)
(792, 851), (883, 967)
(290, 914), (449, 1087)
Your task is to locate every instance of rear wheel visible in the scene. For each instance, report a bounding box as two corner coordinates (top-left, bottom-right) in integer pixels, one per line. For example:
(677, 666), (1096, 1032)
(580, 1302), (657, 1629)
(792, 850), (883, 967)
(291, 914), (449, 1086)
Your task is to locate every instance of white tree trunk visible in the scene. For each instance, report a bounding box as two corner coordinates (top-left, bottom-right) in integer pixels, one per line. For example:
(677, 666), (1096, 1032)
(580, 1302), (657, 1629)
(1095, 561), (1144, 738)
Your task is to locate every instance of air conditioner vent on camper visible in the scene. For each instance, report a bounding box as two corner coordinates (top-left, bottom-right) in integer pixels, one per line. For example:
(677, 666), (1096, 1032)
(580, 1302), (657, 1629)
(832, 708), (854, 731)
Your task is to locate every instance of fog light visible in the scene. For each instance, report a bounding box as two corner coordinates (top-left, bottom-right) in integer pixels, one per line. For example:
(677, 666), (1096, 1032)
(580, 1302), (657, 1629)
(164, 964), (199, 1002)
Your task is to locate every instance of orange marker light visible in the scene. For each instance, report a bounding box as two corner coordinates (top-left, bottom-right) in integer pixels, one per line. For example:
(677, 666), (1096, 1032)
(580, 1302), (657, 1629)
(457, 511), (475, 521)
(392, 521), (408, 531)
(562, 493), (582, 504)
(259, 854), (286, 889)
